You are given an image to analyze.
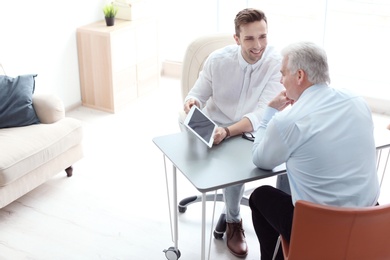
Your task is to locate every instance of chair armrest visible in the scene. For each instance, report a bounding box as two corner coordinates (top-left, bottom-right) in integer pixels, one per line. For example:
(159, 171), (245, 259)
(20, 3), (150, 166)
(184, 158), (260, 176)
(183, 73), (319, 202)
(32, 94), (65, 124)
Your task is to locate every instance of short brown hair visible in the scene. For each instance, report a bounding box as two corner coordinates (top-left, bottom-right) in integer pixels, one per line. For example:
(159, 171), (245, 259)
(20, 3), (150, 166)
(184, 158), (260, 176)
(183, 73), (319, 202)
(234, 8), (267, 36)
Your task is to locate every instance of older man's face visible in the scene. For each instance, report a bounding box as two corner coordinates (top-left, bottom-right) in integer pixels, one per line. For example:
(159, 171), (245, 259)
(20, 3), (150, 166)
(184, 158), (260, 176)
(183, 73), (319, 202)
(280, 57), (300, 101)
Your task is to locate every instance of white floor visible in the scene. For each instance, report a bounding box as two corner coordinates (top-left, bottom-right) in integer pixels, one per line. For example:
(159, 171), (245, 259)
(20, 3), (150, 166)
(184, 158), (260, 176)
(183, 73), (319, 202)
(0, 76), (389, 260)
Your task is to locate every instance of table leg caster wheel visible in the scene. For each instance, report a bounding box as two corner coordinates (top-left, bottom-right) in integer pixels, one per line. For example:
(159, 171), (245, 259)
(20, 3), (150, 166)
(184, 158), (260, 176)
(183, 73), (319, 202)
(163, 247), (181, 260)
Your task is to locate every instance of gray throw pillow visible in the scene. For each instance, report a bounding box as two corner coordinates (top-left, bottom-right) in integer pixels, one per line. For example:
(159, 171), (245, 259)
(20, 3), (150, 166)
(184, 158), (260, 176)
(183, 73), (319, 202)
(0, 74), (40, 128)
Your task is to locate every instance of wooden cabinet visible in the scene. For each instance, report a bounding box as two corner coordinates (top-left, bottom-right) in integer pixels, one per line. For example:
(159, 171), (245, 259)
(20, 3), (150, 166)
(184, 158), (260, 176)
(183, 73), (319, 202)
(77, 18), (160, 113)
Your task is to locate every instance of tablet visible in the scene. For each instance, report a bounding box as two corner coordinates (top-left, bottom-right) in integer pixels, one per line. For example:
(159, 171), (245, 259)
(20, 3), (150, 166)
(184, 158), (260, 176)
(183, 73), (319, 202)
(184, 106), (218, 148)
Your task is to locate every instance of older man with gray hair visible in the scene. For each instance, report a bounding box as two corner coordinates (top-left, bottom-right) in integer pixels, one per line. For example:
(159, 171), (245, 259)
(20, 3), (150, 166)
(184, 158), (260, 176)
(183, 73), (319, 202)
(249, 41), (380, 260)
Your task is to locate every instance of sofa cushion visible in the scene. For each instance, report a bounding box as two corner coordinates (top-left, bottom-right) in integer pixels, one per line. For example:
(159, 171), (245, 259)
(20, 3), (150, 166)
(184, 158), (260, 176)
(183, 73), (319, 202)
(0, 74), (40, 128)
(33, 94), (65, 123)
(0, 118), (83, 186)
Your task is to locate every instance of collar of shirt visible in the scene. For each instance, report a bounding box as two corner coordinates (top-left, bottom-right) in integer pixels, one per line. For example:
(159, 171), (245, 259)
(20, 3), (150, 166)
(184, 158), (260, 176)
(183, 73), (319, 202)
(294, 83), (329, 105)
(237, 46), (248, 71)
(237, 45), (270, 72)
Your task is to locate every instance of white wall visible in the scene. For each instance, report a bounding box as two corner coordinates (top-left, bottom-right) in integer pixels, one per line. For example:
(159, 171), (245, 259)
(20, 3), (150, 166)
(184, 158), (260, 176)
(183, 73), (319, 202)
(0, 0), (109, 109)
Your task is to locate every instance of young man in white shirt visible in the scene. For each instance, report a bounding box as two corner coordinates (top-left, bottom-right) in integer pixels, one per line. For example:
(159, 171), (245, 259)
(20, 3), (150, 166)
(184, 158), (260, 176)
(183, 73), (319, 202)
(249, 41), (380, 260)
(183, 8), (285, 258)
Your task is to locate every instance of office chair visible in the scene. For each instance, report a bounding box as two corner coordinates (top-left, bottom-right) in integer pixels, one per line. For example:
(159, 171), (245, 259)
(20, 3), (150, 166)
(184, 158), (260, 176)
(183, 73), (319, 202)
(178, 33), (248, 239)
(272, 199), (390, 260)
(271, 142), (390, 260)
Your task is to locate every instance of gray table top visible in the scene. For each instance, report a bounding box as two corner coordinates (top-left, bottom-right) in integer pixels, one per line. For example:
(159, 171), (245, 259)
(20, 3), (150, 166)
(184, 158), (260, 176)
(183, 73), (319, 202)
(153, 131), (285, 193)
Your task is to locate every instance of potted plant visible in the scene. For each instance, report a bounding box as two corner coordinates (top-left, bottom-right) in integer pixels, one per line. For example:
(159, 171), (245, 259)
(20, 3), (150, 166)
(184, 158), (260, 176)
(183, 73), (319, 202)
(103, 3), (118, 26)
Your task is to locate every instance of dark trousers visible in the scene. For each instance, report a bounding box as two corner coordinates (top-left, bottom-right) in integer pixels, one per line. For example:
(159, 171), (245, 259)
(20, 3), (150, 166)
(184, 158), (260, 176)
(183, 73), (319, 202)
(249, 185), (295, 260)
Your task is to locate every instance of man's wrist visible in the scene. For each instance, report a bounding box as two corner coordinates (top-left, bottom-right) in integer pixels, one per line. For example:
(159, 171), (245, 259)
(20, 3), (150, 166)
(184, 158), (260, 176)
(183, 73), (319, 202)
(224, 127), (230, 139)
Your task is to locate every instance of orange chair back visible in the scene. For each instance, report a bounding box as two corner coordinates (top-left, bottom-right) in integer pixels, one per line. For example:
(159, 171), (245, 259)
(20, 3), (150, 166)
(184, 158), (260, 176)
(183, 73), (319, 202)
(281, 200), (390, 260)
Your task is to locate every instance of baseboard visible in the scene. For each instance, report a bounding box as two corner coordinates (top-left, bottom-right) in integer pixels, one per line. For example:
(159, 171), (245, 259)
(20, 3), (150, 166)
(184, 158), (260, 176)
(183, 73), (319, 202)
(65, 100), (82, 113)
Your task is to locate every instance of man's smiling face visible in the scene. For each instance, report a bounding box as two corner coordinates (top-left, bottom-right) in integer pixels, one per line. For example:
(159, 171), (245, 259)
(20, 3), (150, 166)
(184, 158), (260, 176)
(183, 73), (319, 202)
(234, 20), (268, 64)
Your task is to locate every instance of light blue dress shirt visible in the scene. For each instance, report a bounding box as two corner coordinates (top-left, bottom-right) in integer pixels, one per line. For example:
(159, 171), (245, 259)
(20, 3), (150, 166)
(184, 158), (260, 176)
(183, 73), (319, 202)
(252, 84), (380, 207)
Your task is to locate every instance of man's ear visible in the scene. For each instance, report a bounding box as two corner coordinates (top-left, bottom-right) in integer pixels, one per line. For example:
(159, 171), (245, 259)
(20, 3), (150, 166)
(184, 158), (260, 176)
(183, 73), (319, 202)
(297, 69), (305, 85)
(234, 34), (240, 45)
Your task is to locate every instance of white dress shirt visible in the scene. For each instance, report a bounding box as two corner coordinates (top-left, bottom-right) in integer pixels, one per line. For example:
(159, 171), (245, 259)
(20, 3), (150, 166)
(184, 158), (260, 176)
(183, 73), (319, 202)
(252, 84), (380, 207)
(185, 45), (284, 130)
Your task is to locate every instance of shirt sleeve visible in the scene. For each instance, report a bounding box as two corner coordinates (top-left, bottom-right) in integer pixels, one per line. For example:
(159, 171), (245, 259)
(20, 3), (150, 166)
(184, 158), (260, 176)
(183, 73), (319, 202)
(252, 106), (290, 170)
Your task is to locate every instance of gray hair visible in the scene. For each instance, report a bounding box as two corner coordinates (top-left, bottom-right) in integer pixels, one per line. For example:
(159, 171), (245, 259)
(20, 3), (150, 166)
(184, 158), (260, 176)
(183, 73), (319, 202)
(281, 42), (330, 84)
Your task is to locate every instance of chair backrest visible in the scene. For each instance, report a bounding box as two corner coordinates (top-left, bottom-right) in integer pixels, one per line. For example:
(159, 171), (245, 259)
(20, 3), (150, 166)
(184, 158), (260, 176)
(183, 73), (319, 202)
(180, 33), (235, 102)
(282, 200), (390, 260)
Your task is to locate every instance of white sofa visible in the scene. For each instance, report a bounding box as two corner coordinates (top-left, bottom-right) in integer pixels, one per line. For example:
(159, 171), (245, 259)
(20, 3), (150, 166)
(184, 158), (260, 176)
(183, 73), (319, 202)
(0, 94), (83, 209)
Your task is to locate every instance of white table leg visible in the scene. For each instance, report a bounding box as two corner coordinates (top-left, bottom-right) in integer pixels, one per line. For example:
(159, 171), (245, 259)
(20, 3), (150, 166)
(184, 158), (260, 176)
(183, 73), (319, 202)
(173, 165), (179, 249)
(163, 155), (181, 259)
(201, 192), (206, 260)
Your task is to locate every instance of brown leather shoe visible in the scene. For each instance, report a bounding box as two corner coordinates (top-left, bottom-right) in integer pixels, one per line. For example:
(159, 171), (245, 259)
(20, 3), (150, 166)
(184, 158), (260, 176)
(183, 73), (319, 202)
(226, 220), (248, 258)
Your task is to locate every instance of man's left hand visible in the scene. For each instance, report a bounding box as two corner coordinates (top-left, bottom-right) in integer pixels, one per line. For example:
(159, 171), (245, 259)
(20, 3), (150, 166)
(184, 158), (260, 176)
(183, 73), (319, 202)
(213, 127), (228, 144)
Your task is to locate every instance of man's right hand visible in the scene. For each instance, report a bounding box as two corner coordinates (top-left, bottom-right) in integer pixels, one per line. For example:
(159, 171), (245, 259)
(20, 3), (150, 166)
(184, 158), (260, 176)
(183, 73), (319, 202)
(268, 90), (294, 111)
(184, 98), (200, 113)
